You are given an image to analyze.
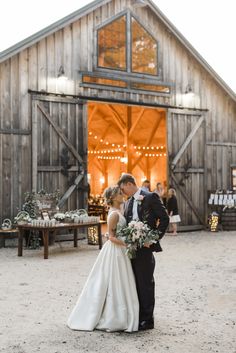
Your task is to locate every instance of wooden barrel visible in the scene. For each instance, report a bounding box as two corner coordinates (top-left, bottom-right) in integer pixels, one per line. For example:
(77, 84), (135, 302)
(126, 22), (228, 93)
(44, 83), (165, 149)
(221, 208), (236, 230)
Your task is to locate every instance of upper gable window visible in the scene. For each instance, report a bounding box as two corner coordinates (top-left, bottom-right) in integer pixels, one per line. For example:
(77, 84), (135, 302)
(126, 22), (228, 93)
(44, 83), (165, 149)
(98, 15), (126, 71)
(131, 17), (157, 75)
(97, 13), (158, 76)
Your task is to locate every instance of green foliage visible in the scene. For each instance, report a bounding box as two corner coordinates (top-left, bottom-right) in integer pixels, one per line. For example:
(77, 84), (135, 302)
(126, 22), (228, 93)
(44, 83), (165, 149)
(117, 220), (160, 259)
(22, 189), (61, 219)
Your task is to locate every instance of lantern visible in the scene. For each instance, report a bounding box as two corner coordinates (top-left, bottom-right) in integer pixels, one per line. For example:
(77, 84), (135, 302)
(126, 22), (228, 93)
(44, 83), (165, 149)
(208, 212), (219, 232)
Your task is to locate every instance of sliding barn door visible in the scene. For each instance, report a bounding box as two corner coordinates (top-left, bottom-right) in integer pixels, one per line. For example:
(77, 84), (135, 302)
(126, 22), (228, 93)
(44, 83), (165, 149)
(31, 95), (87, 210)
(167, 109), (207, 227)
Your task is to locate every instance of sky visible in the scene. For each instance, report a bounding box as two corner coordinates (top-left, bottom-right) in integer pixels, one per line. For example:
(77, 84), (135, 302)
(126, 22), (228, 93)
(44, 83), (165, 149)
(0, 0), (235, 92)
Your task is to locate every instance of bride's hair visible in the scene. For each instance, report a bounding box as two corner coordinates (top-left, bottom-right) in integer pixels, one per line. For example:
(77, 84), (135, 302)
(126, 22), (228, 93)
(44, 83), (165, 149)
(103, 186), (120, 206)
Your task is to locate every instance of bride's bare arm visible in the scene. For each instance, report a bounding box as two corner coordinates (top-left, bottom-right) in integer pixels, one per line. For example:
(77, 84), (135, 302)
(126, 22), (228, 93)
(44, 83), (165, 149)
(108, 212), (126, 246)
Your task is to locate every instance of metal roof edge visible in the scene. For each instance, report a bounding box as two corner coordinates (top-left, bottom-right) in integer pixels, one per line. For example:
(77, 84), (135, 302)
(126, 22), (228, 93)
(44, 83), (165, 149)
(0, 0), (111, 63)
(147, 0), (236, 101)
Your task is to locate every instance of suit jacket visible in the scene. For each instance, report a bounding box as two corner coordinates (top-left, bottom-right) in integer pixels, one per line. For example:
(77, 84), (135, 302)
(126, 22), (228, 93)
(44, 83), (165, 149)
(167, 195), (179, 215)
(124, 190), (169, 252)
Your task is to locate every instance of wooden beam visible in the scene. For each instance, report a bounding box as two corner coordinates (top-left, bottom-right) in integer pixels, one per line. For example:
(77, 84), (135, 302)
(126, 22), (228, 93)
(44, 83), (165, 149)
(37, 166), (79, 172)
(168, 109), (202, 116)
(59, 102), (87, 209)
(171, 171), (205, 225)
(32, 100), (38, 191)
(88, 105), (97, 127)
(94, 159), (104, 174)
(207, 141), (236, 147)
(57, 173), (84, 208)
(0, 129), (31, 135)
(89, 125), (110, 163)
(125, 106), (132, 173)
(30, 90), (209, 111)
(106, 104), (125, 133)
(128, 108), (145, 137)
(148, 156), (160, 170)
(131, 114), (163, 170)
(37, 103), (84, 165)
(146, 158), (151, 180)
(173, 168), (204, 173)
(171, 115), (204, 170)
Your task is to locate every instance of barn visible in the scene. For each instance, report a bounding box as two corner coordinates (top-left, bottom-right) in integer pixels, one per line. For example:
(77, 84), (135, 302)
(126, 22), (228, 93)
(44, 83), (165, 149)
(0, 0), (236, 230)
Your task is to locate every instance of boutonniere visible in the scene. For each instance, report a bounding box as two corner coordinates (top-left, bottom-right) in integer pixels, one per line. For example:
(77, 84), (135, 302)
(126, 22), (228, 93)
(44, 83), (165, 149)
(135, 195), (145, 205)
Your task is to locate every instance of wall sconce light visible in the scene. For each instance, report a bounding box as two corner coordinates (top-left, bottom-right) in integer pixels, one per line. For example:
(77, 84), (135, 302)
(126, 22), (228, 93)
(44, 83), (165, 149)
(57, 65), (67, 80)
(185, 84), (194, 96)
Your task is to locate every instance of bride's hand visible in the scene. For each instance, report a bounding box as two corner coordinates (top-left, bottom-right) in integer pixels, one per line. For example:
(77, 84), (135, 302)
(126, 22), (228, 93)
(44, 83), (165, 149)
(143, 242), (151, 248)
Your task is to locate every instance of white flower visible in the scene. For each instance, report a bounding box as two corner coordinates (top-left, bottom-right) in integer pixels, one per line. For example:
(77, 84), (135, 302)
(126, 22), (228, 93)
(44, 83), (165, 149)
(135, 194), (145, 205)
(54, 212), (65, 220)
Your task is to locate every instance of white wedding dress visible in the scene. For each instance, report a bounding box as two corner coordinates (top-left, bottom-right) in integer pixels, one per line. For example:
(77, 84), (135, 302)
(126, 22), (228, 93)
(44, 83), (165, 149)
(67, 210), (139, 332)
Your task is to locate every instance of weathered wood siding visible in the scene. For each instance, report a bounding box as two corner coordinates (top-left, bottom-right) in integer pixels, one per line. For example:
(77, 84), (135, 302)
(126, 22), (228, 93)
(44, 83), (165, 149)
(0, 0), (235, 223)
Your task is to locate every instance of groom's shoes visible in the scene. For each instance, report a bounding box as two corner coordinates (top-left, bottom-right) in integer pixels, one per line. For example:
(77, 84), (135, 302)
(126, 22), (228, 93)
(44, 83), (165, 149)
(138, 320), (154, 331)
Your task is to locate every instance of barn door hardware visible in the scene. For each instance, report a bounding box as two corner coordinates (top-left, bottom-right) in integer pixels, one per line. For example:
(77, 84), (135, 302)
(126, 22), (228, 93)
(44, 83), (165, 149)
(178, 158), (191, 186)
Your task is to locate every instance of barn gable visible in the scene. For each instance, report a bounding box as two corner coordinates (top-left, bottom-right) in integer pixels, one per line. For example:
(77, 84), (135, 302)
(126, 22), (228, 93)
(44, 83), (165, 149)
(0, 0), (235, 101)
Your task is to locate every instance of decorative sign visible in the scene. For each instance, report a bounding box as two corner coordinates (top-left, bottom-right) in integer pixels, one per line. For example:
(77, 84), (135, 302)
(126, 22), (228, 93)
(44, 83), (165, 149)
(208, 191), (236, 207)
(36, 196), (57, 211)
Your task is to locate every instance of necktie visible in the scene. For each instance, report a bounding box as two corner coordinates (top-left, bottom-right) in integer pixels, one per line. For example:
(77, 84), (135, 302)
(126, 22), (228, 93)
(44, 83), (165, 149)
(126, 196), (134, 223)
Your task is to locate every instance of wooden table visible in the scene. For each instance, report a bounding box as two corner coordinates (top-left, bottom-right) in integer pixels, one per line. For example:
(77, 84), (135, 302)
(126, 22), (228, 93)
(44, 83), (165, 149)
(0, 228), (19, 247)
(17, 221), (104, 259)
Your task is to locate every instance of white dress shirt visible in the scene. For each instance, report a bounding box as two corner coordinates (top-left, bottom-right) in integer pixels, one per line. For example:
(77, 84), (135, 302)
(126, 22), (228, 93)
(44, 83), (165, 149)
(132, 188), (142, 221)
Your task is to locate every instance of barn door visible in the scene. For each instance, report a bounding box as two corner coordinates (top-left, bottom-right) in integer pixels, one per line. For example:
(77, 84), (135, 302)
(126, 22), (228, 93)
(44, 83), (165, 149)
(31, 96), (87, 210)
(167, 109), (206, 228)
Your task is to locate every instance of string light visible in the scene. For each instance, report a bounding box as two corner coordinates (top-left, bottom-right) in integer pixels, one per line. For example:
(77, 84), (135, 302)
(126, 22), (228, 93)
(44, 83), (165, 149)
(98, 156), (121, 160)
(89, 149), (167, 157)
(88, 134), (166, 151)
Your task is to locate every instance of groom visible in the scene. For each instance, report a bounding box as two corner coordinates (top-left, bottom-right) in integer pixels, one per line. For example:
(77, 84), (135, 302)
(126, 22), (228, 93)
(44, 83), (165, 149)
(117, 173), (169, 330)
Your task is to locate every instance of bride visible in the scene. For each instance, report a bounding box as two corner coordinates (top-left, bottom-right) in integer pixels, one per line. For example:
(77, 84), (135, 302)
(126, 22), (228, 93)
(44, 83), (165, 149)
(67, 186), (139, 332)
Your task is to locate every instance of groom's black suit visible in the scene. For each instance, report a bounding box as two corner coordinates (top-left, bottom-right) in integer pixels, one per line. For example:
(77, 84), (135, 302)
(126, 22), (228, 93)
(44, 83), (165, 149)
(124, 190), (169, 327)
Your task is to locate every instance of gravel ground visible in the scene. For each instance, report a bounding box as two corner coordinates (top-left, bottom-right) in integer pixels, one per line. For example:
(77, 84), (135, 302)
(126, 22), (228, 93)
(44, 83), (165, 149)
(0, 230), (235, 353)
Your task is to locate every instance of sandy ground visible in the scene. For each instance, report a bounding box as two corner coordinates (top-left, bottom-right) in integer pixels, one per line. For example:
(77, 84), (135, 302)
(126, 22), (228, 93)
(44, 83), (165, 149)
(0, 230), (235, 353)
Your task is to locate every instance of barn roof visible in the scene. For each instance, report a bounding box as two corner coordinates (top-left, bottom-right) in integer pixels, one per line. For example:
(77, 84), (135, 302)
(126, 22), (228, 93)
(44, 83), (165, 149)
(0, 0), (235, 101)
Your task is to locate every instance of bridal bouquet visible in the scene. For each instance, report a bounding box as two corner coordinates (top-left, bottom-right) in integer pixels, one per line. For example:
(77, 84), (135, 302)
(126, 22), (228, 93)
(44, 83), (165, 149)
(117, 220), (160, 259)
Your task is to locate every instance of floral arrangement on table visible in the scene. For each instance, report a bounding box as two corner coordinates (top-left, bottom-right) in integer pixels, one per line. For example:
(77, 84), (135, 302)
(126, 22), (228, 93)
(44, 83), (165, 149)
(14, 211), (31, 225)
(53, 209), (99, 224)
(117, 220), (161, 259)
(15, 189), (61, 220)
(1, 218), (12, 230)
(53, 212), (66, 222)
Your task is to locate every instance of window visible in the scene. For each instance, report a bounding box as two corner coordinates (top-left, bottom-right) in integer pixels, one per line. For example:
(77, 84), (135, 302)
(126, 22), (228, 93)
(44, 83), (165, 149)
(97, 13), (158, 76)
(98, 15), (127, 71)
(81, 72), (171, 95)
(131, 82), (169, 93)
(83, 75), (127, 88)
(232, 167), (236, 190)
(131, 17), (157, 75)
(82, 12), (171, 95)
